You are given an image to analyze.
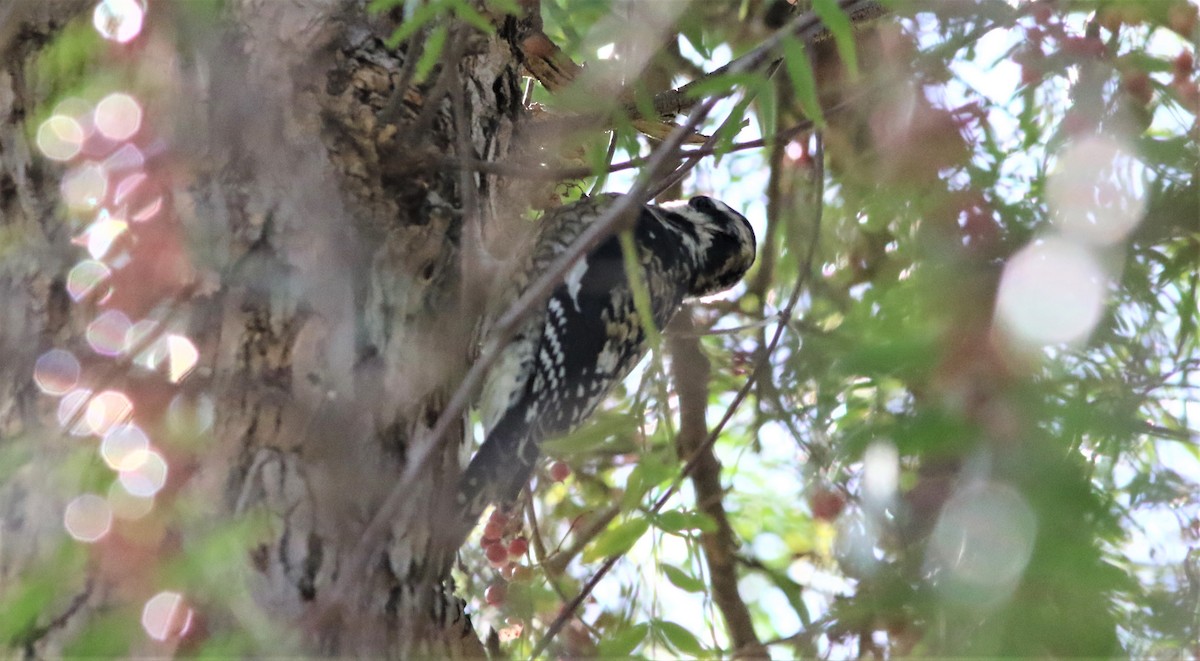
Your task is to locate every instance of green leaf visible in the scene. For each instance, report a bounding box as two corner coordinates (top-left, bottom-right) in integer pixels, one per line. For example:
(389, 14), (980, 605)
(367, 0), (405, 12)
(680, 19), (711, 59)
(584, 516), (650, 562)
(754, 73), (778, 143)
(711, 74), (767, 159)
(656, 619), (705, 656)
(620, 230), (662, 350)
(448, 0), (497, 35)
(485, 0), (522, 16)
(597, 622), (649, 657)
(813, 0), (859, 81)
(781, 36), (826, 128)
(413, 23), (448, 83)
(0, 543), (86, 643)
(684, 72), (760, 99)
(541, 411), (638, 455)
(386, 0), (445, 48)
(621, 453), (675, 510)
(687, 511), (718, 534)
(662, 564), (707, 593)
(63, 611), (138, 657)
(655, 509), (690, 533)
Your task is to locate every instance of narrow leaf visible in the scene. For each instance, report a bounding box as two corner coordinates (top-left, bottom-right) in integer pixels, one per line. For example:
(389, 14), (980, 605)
(413, 24), (448, 84)
(657, 619), (706, 655)
(448, 0), (496, 35)
(655, 509), (690, 533)
(386, 0), (445, 48)
(663, 564), (707, 593)
(584, 517), (650, 562)
(781, 36), (826, 128)
(813, 0), (859, 81)
(597, 622), (650, 657)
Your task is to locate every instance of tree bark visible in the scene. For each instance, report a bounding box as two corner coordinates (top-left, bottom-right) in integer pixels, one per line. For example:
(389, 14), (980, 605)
(1, 0), (526, 655)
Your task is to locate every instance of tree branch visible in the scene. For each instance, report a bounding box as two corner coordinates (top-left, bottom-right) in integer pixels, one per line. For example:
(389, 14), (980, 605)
(325, 60), (730, 616)
(530, 128), (827, 661)
(668, 311), (767, 658)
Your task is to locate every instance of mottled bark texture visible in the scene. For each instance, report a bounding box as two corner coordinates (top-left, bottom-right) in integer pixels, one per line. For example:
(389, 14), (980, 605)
(1, 0), (527, 656)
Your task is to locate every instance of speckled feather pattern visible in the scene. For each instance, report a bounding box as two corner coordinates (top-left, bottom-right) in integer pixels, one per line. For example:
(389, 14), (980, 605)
(460, 194), (756, 521)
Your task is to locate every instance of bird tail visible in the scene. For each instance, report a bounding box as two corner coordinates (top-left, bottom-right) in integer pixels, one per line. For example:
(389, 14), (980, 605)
(456, 409), (540, 528)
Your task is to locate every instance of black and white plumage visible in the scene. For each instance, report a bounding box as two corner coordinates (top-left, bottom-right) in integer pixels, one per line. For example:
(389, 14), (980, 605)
(457, 193), (756, 524)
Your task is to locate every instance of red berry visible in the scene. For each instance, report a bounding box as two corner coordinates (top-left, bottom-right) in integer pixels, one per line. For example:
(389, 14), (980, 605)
(485, 583), (507, 606)
(482, 520), (504, 542)
(1173, 79), (1200, 111)
(549, 461), (571, 482)
(507, 537), (529, 557)
(810, 488), (846, 522)
(1122, 70), (1153, 106)
(489, 509), (510, 526)
(486, 542), (509, 567)
(1032, 3), (1052, 25)
(1020, 63), (1042, 86)
(1169, 3), (1198, 38)
(1061, 36), (1105, 59)
(1175, 50), (1195, 80)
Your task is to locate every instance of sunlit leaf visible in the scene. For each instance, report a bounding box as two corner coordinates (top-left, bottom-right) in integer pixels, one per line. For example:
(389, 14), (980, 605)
(656, 619), (705, 656)
(583, 516), (650, 562)
(662, 564), (706, 593)
(781, 36), (825, 128)
(812, 0), (859, 80)
(597, 621), (649, 657)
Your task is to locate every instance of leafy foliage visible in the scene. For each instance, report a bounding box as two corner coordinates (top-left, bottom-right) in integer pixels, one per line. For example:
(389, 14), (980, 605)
(5, 0), (1198, 658)
(465, 0), (1200, 658)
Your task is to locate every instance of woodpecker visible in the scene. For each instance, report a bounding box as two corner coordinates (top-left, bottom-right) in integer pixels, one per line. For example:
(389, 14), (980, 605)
(458, 193), (756, 525)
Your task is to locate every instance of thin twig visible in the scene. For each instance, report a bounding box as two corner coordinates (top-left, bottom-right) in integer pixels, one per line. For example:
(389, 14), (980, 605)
(326, 68), (730, 614)
(668, 311), (766, 657)
(528, 124), (827, 659)
(438, 119), (813, 181)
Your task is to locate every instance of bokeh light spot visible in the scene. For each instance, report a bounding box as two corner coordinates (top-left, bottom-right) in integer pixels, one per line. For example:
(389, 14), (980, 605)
(928, 481), (1036, 604)
(141, 591), (194, 641)
(995, 237), (1106, 347)
(63, 494), (113, 543)
(93, 0), (145, 43)
(127, 319), (167, 369)
(36, 115), (85, 161)
(167, 393), (215, 436)
(86, 309), (132, 356)
(61, 163), (108, 212)
(103, 143), (145, 175)
(120, 449), (168, 497)
(34, 349), (81, 395)
(57, 388), (94, 435)
(114, 172), (146, 206)
(86, 390), (134, 436)
(66, 260), (113, 302)
(108, 481), (155, 520)
(101, 423), (150, 471)
(166, 335), (199, 383)
(94, 93), (143, 141)
(1048, 135), (1146, 245)
(863, 441), (899, 503)
(132, 196), (164, 222)
(79, 211), (130, 261)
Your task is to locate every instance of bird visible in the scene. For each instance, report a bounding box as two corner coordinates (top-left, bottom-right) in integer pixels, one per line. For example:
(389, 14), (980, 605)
(457, 192), (756, 527)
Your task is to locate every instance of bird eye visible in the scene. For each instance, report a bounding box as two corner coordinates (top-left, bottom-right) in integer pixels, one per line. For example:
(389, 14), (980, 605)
(688, 196), (717, 214)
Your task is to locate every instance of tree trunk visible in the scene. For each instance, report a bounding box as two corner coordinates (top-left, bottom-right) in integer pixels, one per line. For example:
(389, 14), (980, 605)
(1, 0), (526, 655)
